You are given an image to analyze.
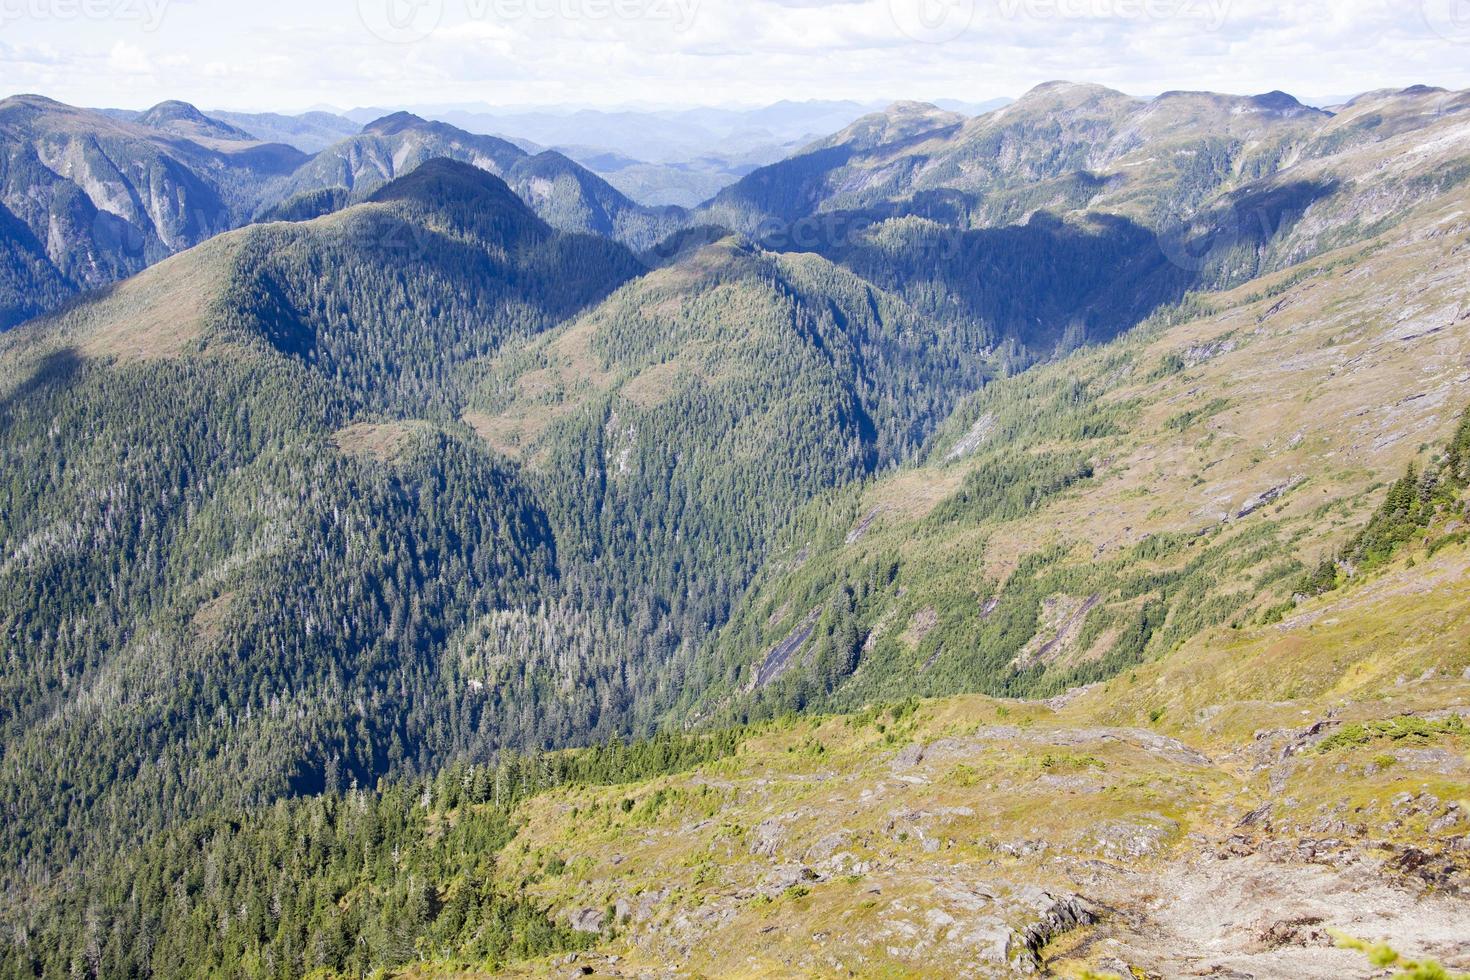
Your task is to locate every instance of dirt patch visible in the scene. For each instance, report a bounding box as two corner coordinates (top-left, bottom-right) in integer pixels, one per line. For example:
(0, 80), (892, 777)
(332, 421), (427, 462)
(901, 607), (940, 649)
(622, 359), (698, 409)
(191, 593), (235, 645)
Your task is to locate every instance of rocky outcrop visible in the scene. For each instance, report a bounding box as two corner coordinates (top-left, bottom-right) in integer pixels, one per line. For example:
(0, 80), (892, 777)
(1010, 889), (1100, 973)
(564, 907), (606, 933)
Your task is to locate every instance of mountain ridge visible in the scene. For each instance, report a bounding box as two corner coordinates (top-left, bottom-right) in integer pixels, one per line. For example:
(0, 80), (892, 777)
(2, 81), (1470, 978)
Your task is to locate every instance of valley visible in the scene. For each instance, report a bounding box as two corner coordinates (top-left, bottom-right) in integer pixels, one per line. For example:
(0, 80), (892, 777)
(0, 76), (1468, 978)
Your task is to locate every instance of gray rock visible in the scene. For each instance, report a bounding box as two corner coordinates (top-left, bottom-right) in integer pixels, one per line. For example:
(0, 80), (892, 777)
(756, 864), (823, 899)
(566, 907), (605, 933)
(1085, 816), (1179, 860)
(891, 743), (926, 769)
(806, 831), (850, 862)
(750, 817), (786, 857)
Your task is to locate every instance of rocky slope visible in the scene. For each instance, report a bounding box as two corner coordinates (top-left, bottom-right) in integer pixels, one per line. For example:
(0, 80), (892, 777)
(443, 523), (1470, 978)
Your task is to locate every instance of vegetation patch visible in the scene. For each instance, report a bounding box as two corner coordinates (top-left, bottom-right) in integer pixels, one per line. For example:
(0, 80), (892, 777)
(1317, 715), (1467, 754)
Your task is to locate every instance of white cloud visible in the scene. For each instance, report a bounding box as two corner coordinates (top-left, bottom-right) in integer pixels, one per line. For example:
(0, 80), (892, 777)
(106, 40), (154, 75)
(0, 0), (1465, 110)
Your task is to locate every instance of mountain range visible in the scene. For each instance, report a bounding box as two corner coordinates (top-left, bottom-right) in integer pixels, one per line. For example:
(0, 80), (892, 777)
(0, 96), (678, 328)
(1, 80), (1468, 977)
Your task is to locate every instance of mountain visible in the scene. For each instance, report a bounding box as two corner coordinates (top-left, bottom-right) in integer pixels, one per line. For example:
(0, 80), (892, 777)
(557, 138), (806, 209)
(266, 112), (685, 249)
(134, 100), (257, 141)
(0, 159), (641, 883)
(207, 109), (363, 152)
(111, 100), (362, 152)
(279, 111), (527, 195)
(0, 95), (307, 328)
(456, 237), (993, 736)
(343, 100), (897, 208)
(2, 84), (1470, 978)
(692, 81), (1470, 367)
(698, 82), (1335, 232)
(0, 99), (678, 331)
(359, 100), (883, 164)
(686, 153), (1470, 722)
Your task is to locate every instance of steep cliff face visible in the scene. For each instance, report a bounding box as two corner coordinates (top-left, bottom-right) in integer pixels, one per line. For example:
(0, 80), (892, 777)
(0, 95), (305, 328)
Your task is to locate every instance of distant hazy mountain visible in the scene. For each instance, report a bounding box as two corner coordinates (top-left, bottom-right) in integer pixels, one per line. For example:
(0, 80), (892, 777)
(342, 100), (882, 161)
(334, 100), (895, 207)
(110, 102), (364, 153)
(207, 109), (362, 153)
(134, 100), (258, 141)
(270, 111), (685, 249)
(556, 137), (811, 208)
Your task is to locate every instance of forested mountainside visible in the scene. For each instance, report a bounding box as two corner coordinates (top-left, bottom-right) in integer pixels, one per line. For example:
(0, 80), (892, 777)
(0, 100), (679, 328)
(0, 160), (642, 883)
(0, 81), (1468, 978)
(687, 167), (1470, 723)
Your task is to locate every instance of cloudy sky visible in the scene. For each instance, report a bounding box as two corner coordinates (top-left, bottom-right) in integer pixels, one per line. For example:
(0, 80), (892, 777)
(2, 0), (1468, 111)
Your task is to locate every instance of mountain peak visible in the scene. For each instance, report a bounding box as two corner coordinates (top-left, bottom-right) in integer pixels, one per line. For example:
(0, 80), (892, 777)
(1147, 88), (1327, 122)
(365, 158), (543, 240)
(138, 100), (254, 140)
(0, 93), (67, 111)
(140, 99), (209, 121)
(997, 81), (1139, 121)
(1247, 90), (1318, 115)
(821, 101), (964, 152)
(0, 93), (76, 125)
(1019, 80), (1128, 101)
(362, 111), (432, 136)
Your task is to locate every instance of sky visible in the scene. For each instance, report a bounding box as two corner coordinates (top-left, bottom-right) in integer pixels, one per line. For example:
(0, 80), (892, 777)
(1, 0), (1468, 112)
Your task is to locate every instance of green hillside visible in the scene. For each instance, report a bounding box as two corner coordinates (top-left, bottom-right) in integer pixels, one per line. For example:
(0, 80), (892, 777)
(1, 83), (1469, 979)
(688, 169), (1470, 724)
(7, 446), (1467, 977)
(0, 162), (640, 884)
